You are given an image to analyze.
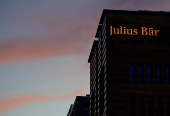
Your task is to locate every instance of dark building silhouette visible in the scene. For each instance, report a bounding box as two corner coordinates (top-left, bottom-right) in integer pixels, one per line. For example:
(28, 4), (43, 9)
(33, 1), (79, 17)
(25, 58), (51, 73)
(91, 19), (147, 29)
(88, 9), (170, 116)
(67, 94), (90, 116)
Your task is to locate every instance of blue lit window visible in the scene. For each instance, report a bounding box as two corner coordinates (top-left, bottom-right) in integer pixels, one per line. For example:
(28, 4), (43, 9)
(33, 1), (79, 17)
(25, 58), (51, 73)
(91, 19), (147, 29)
(139, 77), (142, 82)
(148, 78), (151, 83)
(166, 66), (169, 84)
(166, 78), (169, 83)
(157, 66), (160, 77)
(148, 66), (151, 76)
(166, 66), (169, 77)
(130, 65), (133, 76)
(139, 66), (142, 76)
(157, 78), (160, 83)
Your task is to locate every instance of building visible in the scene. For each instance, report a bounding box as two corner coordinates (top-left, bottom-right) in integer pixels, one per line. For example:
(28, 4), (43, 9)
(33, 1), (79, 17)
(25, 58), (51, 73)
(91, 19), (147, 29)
(88, 9), (170, 116)
(67, 94), (90, 116)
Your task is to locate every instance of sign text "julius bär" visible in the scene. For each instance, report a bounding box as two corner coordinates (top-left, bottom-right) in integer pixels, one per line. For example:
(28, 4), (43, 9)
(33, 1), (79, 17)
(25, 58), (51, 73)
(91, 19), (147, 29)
(110, 26), (159, 36)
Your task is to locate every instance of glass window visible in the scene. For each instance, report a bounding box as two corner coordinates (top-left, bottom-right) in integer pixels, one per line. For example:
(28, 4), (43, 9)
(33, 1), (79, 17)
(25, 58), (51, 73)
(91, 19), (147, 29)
(157, 66), (160, 77)
(166, 66), (169, 77)
(157, 78), (160, 83)
(148, 78), (151, 83)
(130, 77), (134, 82)
(139, 66), (142, 76)
(139, 77), (142, 83)
(166, 78), (169, 84)
(130, 65), (133, 76)
(130, 65), (134, 82)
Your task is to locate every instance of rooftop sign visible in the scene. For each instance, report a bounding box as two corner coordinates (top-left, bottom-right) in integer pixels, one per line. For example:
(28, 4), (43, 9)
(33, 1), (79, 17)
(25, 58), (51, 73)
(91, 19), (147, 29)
(110, 26), (159, 36)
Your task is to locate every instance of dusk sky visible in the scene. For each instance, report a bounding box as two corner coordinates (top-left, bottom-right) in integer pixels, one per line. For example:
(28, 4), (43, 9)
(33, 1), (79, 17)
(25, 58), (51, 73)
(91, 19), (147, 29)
(0, 0), (170, 116)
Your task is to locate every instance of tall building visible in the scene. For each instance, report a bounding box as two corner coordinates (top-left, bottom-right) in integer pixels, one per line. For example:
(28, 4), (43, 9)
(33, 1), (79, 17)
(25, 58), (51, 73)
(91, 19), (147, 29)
(88, 9), (170, 116)
(67, 94), (90, 116)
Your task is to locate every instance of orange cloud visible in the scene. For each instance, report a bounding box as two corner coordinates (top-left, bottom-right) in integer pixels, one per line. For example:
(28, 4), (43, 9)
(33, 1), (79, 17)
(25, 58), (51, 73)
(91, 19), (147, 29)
(0, 81), (89, 113)
(0, 37), (89, 64)
(0, 95), (55, 113)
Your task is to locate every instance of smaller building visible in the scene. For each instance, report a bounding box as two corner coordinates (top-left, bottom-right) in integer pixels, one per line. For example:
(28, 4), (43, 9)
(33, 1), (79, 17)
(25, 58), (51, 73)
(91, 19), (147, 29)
(67, 94), (90, 116)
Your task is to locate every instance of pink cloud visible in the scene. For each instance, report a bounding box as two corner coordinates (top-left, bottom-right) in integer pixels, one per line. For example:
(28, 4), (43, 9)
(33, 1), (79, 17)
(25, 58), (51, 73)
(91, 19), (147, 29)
(0, 95), (55, 113)
(0, 15), (97, 65)
(0, 81), (89, 113)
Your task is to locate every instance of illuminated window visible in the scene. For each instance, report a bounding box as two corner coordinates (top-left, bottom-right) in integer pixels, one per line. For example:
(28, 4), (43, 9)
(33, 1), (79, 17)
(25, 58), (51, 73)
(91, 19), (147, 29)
(166, 66), (169, 77)
(148, 78), (151, 83)
(166, 66), (169, 83)
(148, 66), (151, 76)
(139, 77), (142, 83)
(139, 66), (142, 76)
(130, 65), (133, 76)
(130, 77), (134, 82)
(130, 65), (134, 82)
(166, 78), (169, 84)
(157, 78), (160, 83)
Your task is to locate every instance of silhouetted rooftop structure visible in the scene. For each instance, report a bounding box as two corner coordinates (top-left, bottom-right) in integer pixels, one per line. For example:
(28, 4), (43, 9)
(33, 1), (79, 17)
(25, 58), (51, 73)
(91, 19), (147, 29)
(67, 94), (90, 116)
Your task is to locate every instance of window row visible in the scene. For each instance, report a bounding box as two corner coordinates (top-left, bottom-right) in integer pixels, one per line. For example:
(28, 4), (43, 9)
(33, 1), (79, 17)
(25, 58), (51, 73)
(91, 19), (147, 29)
(129, 38), (169, 45)
(130, 65), (169, 83)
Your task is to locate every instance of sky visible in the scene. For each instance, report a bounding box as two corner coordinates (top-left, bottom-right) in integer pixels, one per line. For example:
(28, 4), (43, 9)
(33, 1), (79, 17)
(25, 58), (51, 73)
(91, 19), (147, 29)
(0, 0), (170, 116)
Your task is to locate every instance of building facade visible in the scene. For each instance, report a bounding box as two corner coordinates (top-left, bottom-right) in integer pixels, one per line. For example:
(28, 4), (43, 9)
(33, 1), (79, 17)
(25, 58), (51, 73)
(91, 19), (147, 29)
(88, 10), (170, 116)
(67, 94), (90, 116)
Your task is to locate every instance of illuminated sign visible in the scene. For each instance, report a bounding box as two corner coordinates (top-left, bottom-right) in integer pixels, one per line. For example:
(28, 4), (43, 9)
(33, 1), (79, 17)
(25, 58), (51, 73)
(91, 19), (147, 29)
(110, 26), (159, 36)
